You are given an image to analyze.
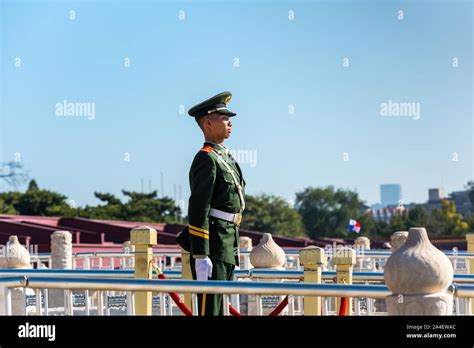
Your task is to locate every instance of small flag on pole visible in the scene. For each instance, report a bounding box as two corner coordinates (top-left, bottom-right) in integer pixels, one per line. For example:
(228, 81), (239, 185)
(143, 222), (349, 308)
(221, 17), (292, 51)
(348, 219), (361, 233)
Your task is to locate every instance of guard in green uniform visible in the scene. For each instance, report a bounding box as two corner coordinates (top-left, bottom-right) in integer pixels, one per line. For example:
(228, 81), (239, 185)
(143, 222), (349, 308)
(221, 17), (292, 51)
(176, 91), (245, 316)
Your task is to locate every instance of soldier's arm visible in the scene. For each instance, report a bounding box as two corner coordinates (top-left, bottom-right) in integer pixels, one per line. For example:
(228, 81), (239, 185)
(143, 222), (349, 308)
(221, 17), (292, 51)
(188, 152), (216, 256)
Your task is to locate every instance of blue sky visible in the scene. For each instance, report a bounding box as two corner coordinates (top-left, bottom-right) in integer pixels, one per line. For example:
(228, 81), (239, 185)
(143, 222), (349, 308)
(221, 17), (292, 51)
(1, 0), (472, 210)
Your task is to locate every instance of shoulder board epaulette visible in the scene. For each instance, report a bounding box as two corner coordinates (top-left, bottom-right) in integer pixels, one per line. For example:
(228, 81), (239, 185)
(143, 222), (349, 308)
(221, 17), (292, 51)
(200, 146), (213, 153)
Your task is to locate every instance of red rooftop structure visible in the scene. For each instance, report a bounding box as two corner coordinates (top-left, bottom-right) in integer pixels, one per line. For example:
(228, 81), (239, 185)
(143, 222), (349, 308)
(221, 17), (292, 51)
(0, 214), (466, 253)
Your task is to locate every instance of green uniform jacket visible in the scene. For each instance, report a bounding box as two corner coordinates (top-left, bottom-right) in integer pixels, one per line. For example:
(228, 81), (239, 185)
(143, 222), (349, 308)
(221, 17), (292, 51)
(187, 142), (245, 265)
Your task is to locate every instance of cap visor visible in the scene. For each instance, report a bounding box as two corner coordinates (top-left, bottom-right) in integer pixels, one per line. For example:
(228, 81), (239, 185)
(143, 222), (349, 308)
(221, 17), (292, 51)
(219, 109), (236, 116)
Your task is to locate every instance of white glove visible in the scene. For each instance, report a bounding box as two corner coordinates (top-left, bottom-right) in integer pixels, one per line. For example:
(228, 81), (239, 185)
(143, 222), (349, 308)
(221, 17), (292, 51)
(195, 257), (213, 281)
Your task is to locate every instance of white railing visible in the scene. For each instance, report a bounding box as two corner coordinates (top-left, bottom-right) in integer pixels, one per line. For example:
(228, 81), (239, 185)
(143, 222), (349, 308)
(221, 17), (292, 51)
(1, 272), (473, 316)
(3, 268), (474, 283)
(28, 250), (474, 274)
(1, 276), (391, 316)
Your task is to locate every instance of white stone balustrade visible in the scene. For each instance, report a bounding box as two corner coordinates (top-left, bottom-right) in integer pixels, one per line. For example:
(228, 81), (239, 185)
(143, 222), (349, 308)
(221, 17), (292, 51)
(248, 233), (286, 315)
(390, 231), (409, 251)
(239, 236), (253, 269)
(0, 236), (33, 315)
(49, 231), (73, 308)
(384, 227), (454, 315)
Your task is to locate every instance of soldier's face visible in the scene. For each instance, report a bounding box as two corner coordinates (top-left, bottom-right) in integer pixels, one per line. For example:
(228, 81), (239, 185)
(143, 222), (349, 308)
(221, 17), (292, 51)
(206, 113), (232, 139)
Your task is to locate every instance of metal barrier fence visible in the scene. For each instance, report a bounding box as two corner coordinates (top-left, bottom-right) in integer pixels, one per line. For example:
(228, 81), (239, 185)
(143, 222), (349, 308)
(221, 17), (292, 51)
(2, 268), (474, 283)
(1, 276), (389, 316)
(29, 250), (474, 273)
(1, 272), (473, 316)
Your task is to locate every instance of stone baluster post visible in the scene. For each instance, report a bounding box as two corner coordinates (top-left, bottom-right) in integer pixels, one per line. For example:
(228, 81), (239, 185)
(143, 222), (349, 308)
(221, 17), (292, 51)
(391, 231), (409, 252)
(299, 246), (325, 315)
(49, 231), (73, 309)
(354, 237), (370, 271)
(467, 234), (474, 314)
(180, 248), (193, 312)
(239, 237), (253, 270)
(131, 226), (157, 316)
(122, 240), (135, 269)
(354, 237), (370, 250)
(384, 227), (454, 315)
(333, 247), (356, 315)
(0, 236), (32, 315)
(248, 233), (286, 315)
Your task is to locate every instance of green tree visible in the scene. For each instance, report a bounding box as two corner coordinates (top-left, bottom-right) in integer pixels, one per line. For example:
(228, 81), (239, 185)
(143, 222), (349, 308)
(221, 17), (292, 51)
(388, 213), (407, 233)
(47, 204), (83, 218)
(0, 191), (21, 210)
(0, 180), (68, 216)
(81, 192), (125, 220)
(121, 190), (181, 223)
(295, 186), (369, 238)
(241, 194), (305, 237)
(426, 199), (469, 236)
(27, 180), (39, 191)
(94, 192), (122, 205)
(385, 206), (429, 235)
(357, 209), (377, 236)
(406, 205), (429, 227)
(83, 190), (182, 223)
(0, 198), (17, 214)
(0, 180), (182, 223)
(370, 219), (391, 237)
(467, 213), (474, 232)
(466, 181), (474, 213)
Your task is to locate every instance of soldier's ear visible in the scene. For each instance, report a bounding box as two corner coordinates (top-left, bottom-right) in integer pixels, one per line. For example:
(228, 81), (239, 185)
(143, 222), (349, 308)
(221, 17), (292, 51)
(196, 116), (208, 130)
(204, 117), (213, 129)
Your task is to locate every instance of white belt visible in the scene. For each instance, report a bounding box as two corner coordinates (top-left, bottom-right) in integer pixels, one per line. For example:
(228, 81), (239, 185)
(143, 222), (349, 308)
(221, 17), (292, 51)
(209, 208), (242, 226)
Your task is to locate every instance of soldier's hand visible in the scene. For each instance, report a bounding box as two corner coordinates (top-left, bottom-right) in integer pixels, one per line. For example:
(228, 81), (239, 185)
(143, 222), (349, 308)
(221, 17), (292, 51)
(195, 257), (213, 281)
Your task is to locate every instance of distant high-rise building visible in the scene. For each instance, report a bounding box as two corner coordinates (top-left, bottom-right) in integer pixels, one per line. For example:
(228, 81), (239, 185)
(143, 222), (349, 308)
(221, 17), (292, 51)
(380, 184), (402, 207)
(428, 188), (444, 203)
(423, 188), (445, 214)
(449, 190), (472, 217)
